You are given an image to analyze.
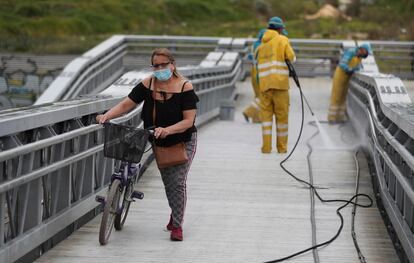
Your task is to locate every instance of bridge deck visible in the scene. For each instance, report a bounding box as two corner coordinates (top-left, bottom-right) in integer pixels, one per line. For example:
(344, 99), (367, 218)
(36, 78), (399, 263)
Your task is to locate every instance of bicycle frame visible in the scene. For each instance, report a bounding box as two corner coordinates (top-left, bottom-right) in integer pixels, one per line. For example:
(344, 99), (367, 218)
(110, 161), (137, 187)
(111, 162), (138, 204)
(96, 162), (138, 207)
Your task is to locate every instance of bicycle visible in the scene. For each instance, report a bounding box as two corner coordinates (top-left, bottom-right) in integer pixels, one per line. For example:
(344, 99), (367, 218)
(95, 122), (152, 245)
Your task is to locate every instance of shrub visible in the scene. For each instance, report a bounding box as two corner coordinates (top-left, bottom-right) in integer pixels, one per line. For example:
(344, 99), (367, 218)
(15, 2), (46, 17)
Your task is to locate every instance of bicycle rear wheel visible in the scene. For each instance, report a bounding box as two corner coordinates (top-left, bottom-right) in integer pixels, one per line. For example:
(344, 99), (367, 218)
(114, 181), (133, 230)
(99, 179), (122, 245)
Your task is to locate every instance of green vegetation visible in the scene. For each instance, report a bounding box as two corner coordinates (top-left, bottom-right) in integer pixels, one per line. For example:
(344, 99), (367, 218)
(0, 0), (413, 54)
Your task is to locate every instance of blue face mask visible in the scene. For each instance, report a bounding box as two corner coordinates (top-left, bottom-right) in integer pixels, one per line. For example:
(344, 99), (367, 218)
(153, 68), (172, 81)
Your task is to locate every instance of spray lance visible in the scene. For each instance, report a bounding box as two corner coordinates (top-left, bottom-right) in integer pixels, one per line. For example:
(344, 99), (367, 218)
(285, 59), (334, 145)
(285, 59), (315, 116)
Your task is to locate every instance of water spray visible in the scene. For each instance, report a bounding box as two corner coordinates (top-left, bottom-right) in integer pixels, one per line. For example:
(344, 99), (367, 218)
(285, 60), (314, 116)
(285, 60), (334, 147)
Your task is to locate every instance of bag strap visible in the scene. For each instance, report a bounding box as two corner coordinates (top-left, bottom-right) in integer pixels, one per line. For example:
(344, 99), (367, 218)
(181, 80), (189, 93)
(151, 77), (157, 126)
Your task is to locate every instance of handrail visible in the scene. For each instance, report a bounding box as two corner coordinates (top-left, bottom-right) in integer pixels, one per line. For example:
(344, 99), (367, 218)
(35, 35), (225, 105)
(350, 84), (414, 204)
(0, 103), (146, 193)
(110, 103), (143, 124)
(348, 72), (414, 263)
(35, 35), (414, 106)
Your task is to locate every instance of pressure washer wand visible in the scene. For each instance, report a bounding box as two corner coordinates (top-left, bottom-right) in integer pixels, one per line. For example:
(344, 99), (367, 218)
(285, 60), (315, 116)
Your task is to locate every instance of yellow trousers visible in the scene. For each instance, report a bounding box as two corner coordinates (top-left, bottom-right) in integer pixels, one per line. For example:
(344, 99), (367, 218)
(260, 89), (289, 153)
(328, 67), (351, 122)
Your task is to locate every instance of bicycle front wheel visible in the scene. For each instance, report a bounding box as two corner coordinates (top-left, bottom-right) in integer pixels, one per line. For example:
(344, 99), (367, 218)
(99, 179), (122, 245)
(114, 181), (133, 230)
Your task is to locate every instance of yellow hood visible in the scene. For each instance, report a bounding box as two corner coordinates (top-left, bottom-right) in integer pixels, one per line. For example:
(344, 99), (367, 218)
(262, 30), (279, 43)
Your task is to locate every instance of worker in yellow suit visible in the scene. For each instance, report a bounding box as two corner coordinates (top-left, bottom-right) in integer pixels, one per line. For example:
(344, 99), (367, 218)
(243, 29), (266, 123)
(328, 43), (371, 123)
(256, 17), (296, 153)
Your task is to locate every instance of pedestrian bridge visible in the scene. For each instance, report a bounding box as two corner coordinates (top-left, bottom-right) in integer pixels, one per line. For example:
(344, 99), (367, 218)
(1, 35), (414, 263)
(35, 78), (401, 263)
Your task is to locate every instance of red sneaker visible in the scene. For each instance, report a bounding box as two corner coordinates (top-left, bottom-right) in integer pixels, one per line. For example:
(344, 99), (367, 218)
(170, 227), (183, 241)
(166, 215), (173, 231)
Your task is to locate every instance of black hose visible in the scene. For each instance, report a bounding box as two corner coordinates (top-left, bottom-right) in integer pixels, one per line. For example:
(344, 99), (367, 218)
(264, 62), (373, 263)
(306, 129), (321, 263)
(351, 151), (367, 263)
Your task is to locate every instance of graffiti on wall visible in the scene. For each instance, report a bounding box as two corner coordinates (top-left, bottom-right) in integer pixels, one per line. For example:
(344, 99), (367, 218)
(0, 55), (63, 110)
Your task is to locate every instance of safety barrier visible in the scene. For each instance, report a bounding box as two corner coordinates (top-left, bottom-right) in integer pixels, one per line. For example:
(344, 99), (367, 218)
(290, 39), (414, 78)
(244, 38), (414, 78)
(369, 40), (414, 80)
(38, 36), (342, 104)
(0, 50), (241, 262)
(35, 35), (223, 105)
(35, 36), (414, 106)
(348, 71), (414, 263)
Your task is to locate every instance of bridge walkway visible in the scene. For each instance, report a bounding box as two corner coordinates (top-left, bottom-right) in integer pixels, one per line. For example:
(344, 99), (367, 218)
(36, 78), (399, 263)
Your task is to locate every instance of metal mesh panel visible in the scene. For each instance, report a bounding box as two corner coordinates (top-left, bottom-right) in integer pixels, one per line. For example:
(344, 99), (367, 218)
(104, 122), (149, 163)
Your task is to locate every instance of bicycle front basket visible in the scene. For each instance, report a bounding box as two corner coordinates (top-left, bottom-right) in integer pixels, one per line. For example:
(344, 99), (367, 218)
(104, 122), (149, 163)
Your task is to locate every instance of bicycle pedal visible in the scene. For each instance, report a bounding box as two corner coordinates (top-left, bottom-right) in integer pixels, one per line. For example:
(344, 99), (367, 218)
(131, 190), (144, 200)
(95, 195), (105, 204)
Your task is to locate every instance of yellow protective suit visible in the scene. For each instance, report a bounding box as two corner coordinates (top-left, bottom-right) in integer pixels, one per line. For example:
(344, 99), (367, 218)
(256, 29), (295, 153)
(242, 64), (261, 123)
(243, 35), (263, 123)
(328, 48), (362, 123)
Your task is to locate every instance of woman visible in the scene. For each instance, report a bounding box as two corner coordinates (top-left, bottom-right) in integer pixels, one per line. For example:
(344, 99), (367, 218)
(96, 48), (199, 241)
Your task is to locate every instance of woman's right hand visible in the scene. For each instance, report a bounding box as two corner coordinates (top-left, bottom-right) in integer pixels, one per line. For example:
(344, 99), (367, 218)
(96, 114), (109, 124)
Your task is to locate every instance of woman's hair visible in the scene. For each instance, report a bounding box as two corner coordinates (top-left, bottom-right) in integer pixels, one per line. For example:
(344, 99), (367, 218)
(151, 48), (180, 77)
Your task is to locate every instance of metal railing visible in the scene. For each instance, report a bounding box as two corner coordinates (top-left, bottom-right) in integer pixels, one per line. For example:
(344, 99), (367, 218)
(35, 35), (414, 106)
(348, 71), (414, 263)
(0, 50), (241, 262)
(244, 38), (414, 79)
(289, 39), (414, 78)
(35, 35), (223, 105)
(369, 40), (414, 80)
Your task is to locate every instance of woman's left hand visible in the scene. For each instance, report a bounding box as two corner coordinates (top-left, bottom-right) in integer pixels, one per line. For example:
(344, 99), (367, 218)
(154, 127), (171, 139)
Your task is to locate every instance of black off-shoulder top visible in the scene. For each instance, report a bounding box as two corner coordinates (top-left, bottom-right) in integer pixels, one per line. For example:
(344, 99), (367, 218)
(128, 79), (199, 146)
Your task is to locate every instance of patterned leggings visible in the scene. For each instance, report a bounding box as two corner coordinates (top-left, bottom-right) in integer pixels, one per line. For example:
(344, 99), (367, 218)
(158, 133), (197, 228)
